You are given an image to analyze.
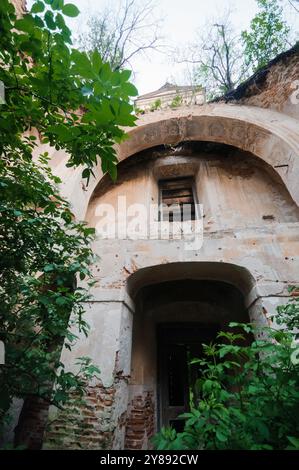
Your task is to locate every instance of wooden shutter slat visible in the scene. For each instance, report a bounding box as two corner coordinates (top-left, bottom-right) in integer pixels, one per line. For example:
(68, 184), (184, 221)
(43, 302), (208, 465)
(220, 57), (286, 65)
(161, 178), (193, 190)
(159, 177), (196, 221)
(162, 189), (193, 198)
(163, 196), (194, 205)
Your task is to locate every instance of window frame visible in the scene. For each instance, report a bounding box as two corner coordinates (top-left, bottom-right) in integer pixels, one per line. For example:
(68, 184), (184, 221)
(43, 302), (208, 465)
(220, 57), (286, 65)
(158, 176), (199, 222)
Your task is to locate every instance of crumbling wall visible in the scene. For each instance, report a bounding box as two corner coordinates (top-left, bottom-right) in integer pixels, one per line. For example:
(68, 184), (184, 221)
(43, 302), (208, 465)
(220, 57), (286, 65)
(125, 391), (155, 450)
(44, 382), (121, 450)
(41, 300), (133, 450)
(223, 46), (299, 120)
(87, 150), (299, 236)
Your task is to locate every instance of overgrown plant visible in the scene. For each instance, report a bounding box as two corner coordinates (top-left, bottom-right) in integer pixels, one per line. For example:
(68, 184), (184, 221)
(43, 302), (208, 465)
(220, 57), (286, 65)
(170, 95), (183, 108)
(0, 0), (137, 447)
(153, 293), (299, 450)
(150, 98), (162, 112)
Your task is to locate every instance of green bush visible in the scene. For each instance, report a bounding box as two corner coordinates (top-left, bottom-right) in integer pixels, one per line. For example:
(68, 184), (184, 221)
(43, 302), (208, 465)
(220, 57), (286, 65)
(153, 292), (299, 450)
(150, 99), (162, 112)
(170, 95), (183, 108)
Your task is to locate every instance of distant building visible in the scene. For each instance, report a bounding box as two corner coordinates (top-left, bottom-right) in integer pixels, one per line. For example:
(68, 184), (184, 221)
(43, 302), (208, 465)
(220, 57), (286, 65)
(135, 82), (206, 111)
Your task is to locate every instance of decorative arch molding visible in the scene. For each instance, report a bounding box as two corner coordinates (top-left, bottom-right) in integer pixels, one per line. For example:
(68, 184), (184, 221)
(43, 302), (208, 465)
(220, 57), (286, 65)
(52, 103), (299, 219)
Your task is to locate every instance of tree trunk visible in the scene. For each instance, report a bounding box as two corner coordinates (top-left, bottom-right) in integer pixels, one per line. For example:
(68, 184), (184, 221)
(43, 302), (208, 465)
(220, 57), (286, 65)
(14, 395), (50, 449)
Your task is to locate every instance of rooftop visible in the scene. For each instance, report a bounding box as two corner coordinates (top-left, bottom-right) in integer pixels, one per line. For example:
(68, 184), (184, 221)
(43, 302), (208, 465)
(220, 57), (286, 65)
(137, 82), (201, 101)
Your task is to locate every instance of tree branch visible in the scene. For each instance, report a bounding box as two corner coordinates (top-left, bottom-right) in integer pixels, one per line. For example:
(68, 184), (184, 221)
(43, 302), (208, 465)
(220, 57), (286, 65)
(287, 0), (299, 13)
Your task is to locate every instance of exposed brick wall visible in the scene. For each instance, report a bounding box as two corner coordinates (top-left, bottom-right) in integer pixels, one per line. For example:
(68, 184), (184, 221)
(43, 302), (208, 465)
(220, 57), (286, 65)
(44, 383), (117, 450)
(125, 391), (155, 450)
(230, 50), (299, 120)
(239, 55), (299, 111)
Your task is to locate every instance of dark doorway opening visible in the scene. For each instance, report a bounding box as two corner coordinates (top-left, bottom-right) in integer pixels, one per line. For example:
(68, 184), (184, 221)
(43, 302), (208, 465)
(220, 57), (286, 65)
(157, 323), (219, 431)
(126, 275), (251, 449)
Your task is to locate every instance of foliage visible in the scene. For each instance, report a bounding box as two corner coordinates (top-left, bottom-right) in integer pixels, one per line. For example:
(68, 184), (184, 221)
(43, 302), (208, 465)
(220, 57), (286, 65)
(0, 151), (98, 422)
(170, 95), (183, 109)
(77, 0), (162, 72)
(0, 0), (138, 184)
(134, 106), (145, 115)
(276, 286), (299, 331)
(150, 98), (162, 112)
(242, 0), (290, 72)
(153, 295), (299, 450)
(0, 0), (137, 441)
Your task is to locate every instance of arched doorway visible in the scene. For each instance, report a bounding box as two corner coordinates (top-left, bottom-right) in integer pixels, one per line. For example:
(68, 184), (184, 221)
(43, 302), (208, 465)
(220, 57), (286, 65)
(124, 262), (255, 450)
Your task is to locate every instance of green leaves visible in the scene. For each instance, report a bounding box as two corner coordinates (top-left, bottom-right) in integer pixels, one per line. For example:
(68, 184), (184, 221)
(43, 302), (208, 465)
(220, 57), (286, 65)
(153, 314), (299, 450)
(0, 0), (138, 185)
(91, 49), (102, 73)
(0, 0), (141, 436)
(47, 123), (80, 142)
(44, 10), (56, 30)
(81, 167), (95, 185)
(62, 3), (80, 17)
(121, 82), (138, 97)
(120, 69), (131, 81)
(31, 1), (45, 14)
(242, 0), (290, 72)
(43, 264), (56, 272)
(51, 0), (65, 10)
(287, 436), (299, 450)
(15, 15), (36, 33)
(71, 49), (95, 79)
(216, 429), (228, 443)
(108, 161), (117, 182)
(0, 148), (99, 422)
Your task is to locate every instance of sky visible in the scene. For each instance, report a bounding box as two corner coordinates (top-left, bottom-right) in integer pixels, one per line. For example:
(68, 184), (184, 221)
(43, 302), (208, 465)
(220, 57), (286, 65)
(27, 0), (299, 96)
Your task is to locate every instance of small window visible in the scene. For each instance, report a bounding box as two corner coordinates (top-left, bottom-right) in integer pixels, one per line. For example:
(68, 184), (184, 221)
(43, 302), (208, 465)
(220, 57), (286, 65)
(159, 177), (197, 222)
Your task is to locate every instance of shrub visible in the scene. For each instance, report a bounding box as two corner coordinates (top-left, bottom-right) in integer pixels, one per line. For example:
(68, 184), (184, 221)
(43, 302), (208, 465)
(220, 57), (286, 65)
(150, 99), (162, 112)
(153, 292), (299, 450)
(170, 95), (183, 108)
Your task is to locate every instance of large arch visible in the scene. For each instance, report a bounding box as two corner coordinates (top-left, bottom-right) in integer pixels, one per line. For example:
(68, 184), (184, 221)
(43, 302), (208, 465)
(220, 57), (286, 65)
(112, 104), (299, 208)
(48, 103), (299, 220)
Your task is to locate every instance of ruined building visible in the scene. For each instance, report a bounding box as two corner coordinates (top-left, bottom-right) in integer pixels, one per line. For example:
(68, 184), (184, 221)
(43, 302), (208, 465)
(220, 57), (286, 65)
(135, 82), (205, 111)
(4, 0), (299, 452)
